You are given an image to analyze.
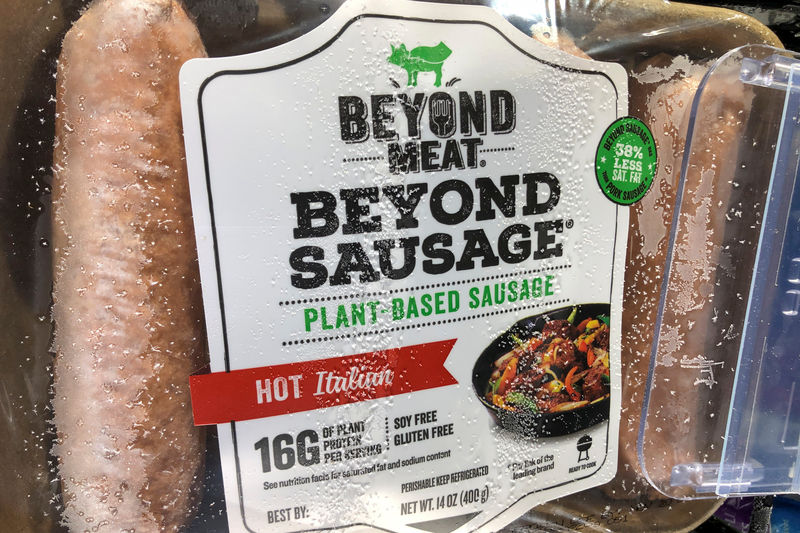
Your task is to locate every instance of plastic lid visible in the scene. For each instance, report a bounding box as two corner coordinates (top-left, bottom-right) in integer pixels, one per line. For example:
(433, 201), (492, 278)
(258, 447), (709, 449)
(640, 44), (800, 499)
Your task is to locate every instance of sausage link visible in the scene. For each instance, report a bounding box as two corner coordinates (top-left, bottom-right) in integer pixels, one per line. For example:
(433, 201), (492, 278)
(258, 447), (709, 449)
(52, 1), (207, 530)
(611, 54), (707, 498)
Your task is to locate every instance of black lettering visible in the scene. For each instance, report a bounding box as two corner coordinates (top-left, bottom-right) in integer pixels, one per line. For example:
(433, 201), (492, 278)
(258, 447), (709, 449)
(422, 233), (455, 275)
(421, 140), (441, 172)
(374, 237), (420, 280)
(297, 430), (320, 467)
(459, 91), (486, 136)
(441, 139), (464, 171)
(523, 172), (560, 215)
(341, 187), (381, 234)
(534, 220), (563, 259)
(371, 94), (397, 141)
(498, 224), (531, 263)
(383, 183), (428, 229)
(398, 93), (426, 138)
(291, 191), (339, 238)
(388, 142), (419, 174)
(475, 175), (518, 220)
(490, 90), (516, 134)
(338, 96), (369, 142)
(330, 243), (380, 285)
(290, 246), (328, 289)
(460, 138), (482, 168)
(457, 229), (500, 270)
(430, 180), (473, 225)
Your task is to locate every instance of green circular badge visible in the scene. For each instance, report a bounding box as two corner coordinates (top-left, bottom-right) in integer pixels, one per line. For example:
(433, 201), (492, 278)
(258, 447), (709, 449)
(595, 117), (657, 205)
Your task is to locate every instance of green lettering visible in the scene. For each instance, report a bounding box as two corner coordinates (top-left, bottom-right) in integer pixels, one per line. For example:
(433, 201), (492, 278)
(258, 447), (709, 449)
(320, 307), (334, 330)
(304, 308), (319, 332)
(435, 292), (446, 314)
(508, 281), (518, 302)
(481, 286), (492, 307)
(532, 277), (542, 298)
(494, 283), (505, 304)
(351, 303), (366, 326)
(336, 305), (350, 328)
(392, 298), (405, 320)
(407, 297), (419, 318)
(448, 290), (459, 312)
(367, 301), (379, 323)
(469, 287), (480, 309)
(421, 293), (433, 316)
(519, 280), (530, 300)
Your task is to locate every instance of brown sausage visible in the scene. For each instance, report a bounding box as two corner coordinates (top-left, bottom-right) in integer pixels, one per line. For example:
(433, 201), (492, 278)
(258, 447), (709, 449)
(51, 0), (207, 530)
(524, 51), (730, 533)
(631, 55), (763, 499)
(614, 53), (753, 499)
(611, 54), (709, 498)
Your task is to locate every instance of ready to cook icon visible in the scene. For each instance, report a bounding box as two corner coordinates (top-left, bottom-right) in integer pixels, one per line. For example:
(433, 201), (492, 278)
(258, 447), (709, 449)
(577, 435), (592, 462)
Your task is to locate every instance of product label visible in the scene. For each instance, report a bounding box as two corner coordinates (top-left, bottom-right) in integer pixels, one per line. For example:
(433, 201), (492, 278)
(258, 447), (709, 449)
(595, 117), (657, 205)
(180, 1), (628, 531)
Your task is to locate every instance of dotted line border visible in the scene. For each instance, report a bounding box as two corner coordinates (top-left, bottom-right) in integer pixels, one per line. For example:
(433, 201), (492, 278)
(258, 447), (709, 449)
(342, 155), (384, 163)
(278, 264), (571, 306)
(479, 147), (515, 153)
(281, 297), (570, 346)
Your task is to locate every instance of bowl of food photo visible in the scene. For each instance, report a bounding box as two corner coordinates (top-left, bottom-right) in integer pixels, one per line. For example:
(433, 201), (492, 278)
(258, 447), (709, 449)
(472, 304), (611, 437)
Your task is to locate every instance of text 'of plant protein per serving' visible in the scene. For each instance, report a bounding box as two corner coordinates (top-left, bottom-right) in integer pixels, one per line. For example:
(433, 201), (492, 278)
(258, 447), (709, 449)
(179, 0), (629, 531)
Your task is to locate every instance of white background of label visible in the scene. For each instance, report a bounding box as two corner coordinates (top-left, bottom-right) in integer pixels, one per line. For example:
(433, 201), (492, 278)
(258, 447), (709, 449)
(180, 1), (628, 531)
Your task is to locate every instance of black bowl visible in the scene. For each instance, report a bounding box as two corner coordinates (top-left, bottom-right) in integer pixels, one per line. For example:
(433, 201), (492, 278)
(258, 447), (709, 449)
(472, 303), (611, 438)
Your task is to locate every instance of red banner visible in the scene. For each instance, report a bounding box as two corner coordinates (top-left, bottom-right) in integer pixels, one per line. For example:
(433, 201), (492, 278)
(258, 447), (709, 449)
(189, 339), (458, 425)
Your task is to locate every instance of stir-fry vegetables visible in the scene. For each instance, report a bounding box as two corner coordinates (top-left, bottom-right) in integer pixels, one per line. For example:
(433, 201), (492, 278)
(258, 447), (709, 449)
(486, 309), (611, 414)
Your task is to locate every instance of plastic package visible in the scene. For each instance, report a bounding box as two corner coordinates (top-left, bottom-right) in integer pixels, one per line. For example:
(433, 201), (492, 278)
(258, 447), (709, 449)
(0, 0), (781, 532)
(641, 45), (800, 501)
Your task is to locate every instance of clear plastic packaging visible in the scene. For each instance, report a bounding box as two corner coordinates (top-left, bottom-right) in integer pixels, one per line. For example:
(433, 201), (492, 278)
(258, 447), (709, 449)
(0, 0), (782, 531)
(641, 45), (800, 501)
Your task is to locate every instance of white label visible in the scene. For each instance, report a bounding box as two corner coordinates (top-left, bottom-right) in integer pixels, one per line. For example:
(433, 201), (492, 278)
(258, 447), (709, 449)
(180, 1), (627, 531)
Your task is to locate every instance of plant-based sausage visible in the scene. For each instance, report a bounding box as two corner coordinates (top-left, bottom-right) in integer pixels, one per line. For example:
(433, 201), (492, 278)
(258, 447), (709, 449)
(51, 0), (207, 530)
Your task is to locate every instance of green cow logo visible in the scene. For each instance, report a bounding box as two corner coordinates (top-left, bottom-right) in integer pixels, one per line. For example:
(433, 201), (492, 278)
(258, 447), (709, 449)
(387, 41), (452, 87)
